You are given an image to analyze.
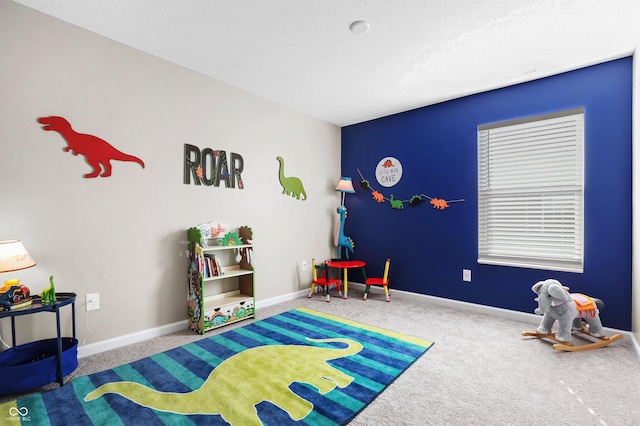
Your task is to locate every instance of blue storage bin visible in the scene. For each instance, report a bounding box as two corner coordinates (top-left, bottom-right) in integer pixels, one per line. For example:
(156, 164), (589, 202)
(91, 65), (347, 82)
(0, 337), (78, 395)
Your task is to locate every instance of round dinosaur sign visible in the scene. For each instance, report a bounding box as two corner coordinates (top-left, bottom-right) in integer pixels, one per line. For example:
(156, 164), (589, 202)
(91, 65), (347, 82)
(375, 157), (403, 188)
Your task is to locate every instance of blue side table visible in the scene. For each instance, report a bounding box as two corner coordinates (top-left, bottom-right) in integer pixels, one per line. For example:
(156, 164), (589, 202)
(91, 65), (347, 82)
(0, 292), (78, 395)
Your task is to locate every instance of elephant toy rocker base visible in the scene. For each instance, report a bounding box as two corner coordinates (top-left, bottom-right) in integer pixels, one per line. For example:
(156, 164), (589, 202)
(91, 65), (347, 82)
(522, 279), (622, 352)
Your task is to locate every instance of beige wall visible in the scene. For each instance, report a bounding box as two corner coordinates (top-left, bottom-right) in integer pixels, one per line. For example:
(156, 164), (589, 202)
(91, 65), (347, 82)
(0, 2), (340, 347)
(2, 2), (639, 352)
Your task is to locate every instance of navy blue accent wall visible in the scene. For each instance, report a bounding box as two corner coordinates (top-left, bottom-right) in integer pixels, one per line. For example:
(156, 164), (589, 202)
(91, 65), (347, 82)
(341, 57), (632, 330)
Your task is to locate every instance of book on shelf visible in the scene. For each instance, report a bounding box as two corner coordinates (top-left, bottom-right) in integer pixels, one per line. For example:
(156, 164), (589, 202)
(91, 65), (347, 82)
(10, 298), (33, 310)
(211, 255), (219, 276)
(203, 254), (224, 277)
(215, 255), (224, 275)
(199, 255), (205, 275)
(204, 256), (212, 277)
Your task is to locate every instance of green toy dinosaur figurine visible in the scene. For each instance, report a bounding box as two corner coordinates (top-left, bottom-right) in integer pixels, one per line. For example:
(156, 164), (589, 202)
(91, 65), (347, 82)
(41, 275), (57, 304)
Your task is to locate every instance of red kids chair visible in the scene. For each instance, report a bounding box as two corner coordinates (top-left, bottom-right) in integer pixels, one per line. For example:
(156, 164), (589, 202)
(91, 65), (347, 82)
(308, 259), (342, 302)
(363, 258), (391, 302)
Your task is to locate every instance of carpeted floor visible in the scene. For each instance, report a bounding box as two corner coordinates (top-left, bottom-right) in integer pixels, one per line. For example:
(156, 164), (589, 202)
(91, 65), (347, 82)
(2, 307), (432, 425)
(2, 288), (639, 425)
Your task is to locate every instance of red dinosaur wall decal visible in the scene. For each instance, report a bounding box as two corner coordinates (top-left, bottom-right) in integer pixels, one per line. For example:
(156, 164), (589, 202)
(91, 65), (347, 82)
(38, 116), (145, 178)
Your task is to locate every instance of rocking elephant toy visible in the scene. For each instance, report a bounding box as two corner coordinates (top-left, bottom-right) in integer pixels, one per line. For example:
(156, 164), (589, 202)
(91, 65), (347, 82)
(522, 279), (622, 351)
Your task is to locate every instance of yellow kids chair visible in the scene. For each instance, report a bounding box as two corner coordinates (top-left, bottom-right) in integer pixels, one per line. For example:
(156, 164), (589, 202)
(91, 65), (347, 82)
(363, 258), (391, 302)
(308, 259), (342, 302)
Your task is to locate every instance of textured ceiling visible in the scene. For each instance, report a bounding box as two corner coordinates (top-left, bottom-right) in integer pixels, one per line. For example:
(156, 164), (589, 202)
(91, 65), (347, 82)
(12, 0), (639, 126)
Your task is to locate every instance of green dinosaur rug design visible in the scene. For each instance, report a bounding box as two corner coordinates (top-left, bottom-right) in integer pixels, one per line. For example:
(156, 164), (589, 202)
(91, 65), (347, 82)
(1, 307), (433, 425)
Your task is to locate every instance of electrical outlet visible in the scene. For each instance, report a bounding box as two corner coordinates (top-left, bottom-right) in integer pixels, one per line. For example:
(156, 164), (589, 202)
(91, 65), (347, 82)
(463, 269), (472, 282)
(301, 261), (308, 271)
(86, 293), (100, 311)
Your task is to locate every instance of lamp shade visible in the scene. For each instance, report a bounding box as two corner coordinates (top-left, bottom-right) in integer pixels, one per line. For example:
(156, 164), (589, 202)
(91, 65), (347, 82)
(0, 240), (36, 273)
(335, 177), (355, 193)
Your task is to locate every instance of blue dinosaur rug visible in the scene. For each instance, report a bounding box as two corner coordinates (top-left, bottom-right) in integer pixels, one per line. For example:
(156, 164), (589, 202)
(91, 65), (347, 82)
(1, 307), (433, 425)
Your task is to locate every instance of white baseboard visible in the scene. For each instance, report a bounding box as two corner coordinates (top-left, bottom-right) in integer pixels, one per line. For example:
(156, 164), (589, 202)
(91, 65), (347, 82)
(77, 289), (309, 359)
(78, 285), (640, 361)
(349, 282), (640, 358)
(78, 320), (188, 358)
(255, 289), (309, 310)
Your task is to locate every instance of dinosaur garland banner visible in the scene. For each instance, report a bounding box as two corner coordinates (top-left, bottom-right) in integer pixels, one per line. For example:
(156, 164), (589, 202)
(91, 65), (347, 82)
(0, 308), (433, 425)
(184, 144), (245, 189)
(358, 168), (465, 210)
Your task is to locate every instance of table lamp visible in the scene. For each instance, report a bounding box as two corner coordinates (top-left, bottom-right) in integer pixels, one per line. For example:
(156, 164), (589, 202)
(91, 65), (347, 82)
(335, 177), (355, 206)
(0, 240), (36, 275)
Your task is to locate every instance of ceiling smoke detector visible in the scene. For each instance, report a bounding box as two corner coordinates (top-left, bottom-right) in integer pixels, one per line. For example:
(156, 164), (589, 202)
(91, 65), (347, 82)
(349, 20), (370, 34)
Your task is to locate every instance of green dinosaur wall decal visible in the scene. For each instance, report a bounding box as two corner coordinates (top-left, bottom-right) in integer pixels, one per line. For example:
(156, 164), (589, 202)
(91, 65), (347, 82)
(276, 156), (307, 201)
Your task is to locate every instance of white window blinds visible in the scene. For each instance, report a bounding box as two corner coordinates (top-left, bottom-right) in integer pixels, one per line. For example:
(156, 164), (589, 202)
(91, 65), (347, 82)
(477, 108), (584, 272)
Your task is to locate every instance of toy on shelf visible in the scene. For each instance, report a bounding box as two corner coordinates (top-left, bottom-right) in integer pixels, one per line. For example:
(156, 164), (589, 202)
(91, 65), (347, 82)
(41, 275), (57, 304)
(335, 205), (355, 259)
(0, 286), (22, 311)
(522, 279), (622, 351)
(0, 279), (32, 311)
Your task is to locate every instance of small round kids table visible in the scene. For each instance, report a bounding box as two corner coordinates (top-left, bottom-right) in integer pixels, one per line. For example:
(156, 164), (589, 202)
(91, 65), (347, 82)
(326, 259), (367, 299)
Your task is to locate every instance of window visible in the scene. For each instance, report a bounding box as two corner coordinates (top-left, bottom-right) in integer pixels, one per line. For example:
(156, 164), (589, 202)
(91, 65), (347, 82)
(477, 108), (584, 272)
